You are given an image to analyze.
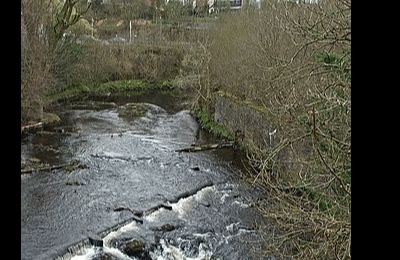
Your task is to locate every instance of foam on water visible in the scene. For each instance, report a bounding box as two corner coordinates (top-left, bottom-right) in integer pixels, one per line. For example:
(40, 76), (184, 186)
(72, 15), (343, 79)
(69, 246), (133, 260)
(226, 222), (241, 233)
(151, 239), (213, 260)
(171, 186), (214, 219)
(69, 247), (96, 260)
(144, 207), (168, 222)
(103, 221), (140, 247)
(232, 200), (250, 208)
(192, 232), (212, 239)
(219, 193), (230, 204)
(102, 247), (134, 260)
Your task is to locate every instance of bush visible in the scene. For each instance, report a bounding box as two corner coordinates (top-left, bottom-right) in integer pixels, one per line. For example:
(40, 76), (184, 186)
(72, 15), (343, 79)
(67, 18), (95, 36)
(198, 0), (351, 258)
(57, 41), (189, 89)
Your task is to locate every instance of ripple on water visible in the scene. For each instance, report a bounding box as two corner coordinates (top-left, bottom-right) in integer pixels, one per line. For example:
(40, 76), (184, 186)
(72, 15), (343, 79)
(22, 98), (266, 260)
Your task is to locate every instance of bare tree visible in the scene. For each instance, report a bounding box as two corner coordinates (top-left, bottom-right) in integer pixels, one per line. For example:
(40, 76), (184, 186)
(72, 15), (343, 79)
(21, 0), (90, 123)
(49, 0), (91, 50)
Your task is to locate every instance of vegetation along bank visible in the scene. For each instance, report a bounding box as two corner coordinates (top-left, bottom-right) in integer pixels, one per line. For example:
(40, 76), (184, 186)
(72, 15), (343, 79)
(21, 0), (351, 259)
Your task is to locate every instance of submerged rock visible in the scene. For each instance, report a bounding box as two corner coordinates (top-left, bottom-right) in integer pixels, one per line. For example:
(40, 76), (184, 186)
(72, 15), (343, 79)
(68, 101), (118, 111)
(117, 103), (149, 121)
(151, 224), (176, 232)
(199, 201), (211, 207)
(21, 158), (50, 174)
(65, 180), (85, 186)
(178, 236), (208, 258)
(94, 252), (118, 260)
(36, 131), (57, 136)
(64, 160), (87, 172)
(32, 144), (60, 153)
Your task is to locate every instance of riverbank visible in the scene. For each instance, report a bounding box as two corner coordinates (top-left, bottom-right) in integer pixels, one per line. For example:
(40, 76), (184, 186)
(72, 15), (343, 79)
(192, 3), (351, 258)
(22, 76), (198, 134)
(47, 79), (177, 103)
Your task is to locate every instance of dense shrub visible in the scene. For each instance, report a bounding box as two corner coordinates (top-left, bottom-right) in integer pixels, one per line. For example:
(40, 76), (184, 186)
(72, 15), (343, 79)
(62, 42), (188, 87)
(197, 0), (351, 258)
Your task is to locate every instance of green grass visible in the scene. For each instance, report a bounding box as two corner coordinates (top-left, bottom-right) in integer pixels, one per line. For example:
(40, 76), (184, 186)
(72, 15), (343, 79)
(315, 51), (351, 80)
(195, 109), (233, 140)
(47, 79), (176, 103)
(216, 90), (267, 113)
(284, 185), (335, 213)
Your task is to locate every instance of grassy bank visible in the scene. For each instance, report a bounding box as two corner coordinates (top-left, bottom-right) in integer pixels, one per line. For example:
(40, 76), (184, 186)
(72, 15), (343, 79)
(22, 20), (203, 123)
(194, 109), (233, 141)
(47, 79), (176, 103)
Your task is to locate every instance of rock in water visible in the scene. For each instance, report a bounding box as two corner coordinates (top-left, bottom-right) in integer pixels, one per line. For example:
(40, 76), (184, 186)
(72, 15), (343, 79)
(124, 239), (145, 256)
(160, 224), (175, 232)
(96, 252), (118, 260)
(88, 234), (103, 247)
(65, 180), (85, 186)
(117, 103), (149, 121)
(199, 201), (211, 207)
(150, 223), (176, 232)
(42, 112), (61, 126)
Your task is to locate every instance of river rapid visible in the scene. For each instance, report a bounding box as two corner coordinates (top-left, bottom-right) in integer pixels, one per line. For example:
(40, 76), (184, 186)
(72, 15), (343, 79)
(21, 92), (271, 260)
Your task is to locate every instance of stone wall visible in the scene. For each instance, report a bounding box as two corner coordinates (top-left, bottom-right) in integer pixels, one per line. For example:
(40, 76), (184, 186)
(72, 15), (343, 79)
(212, 91), (313, 177)
(213, 92), (276, 150)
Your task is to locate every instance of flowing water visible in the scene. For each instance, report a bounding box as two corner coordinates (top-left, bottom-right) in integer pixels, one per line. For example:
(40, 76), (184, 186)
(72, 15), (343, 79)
(21, 92), (270, 260)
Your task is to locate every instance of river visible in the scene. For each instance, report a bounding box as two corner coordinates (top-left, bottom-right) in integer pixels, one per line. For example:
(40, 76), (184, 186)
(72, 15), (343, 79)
(21, 92), (270, 260)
